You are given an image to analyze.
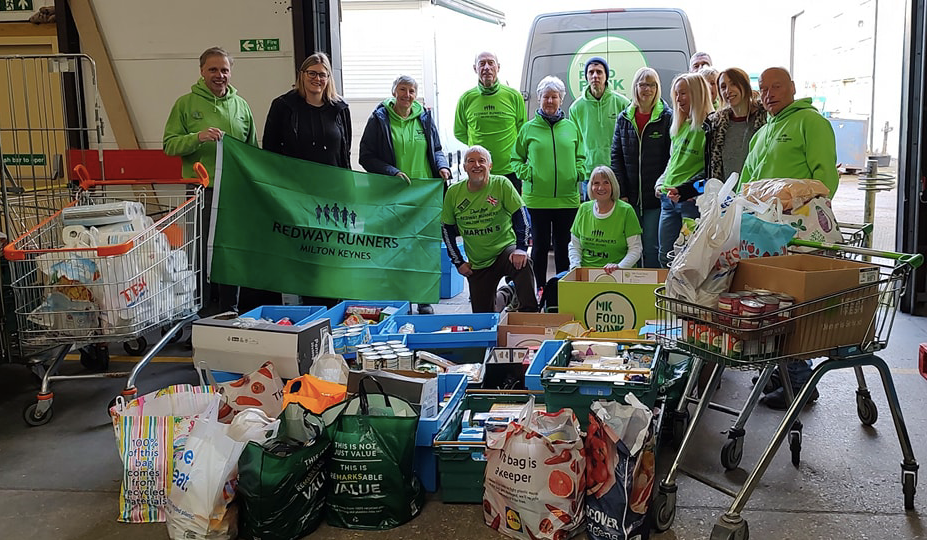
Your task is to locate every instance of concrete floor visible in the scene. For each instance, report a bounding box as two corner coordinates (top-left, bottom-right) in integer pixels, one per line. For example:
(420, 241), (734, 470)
(1, 173), (924, 539)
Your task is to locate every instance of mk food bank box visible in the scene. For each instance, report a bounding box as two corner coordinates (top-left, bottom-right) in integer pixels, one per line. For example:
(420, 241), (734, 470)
(559, 268), (668, 333)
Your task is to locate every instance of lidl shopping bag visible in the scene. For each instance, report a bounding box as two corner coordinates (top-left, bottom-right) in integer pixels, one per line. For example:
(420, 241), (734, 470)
(321, 376), (423, 530)
(165, 409), (279, 540)
(585, 395), (656, 540)
(110, 384), (221, 523)
(483, 399), (585, 540)
(238, 403), (331, 540)
(282, 373), (347, 414)
(198, 360), (286, 422)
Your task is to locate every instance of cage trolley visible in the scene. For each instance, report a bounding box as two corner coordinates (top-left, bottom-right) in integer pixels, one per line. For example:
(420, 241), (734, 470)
(664, 221), (875, 472)
(651, 241), (922, 540)
(3, 163), (208, 426)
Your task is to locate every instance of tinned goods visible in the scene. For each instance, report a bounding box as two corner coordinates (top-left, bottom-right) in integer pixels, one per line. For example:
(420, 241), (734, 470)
(739, 299), (764, 330)
(717, 293), (740, 326)
(775, 293), (795, 321)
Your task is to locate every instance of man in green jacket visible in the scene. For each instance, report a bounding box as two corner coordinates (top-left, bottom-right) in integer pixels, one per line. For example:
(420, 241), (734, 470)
(740, 67), (838, 196)
(163, 47), (257, 314)
(741, 67), (836, 409)
(454, 52), (527, 191)
(569, 57), (630, 199)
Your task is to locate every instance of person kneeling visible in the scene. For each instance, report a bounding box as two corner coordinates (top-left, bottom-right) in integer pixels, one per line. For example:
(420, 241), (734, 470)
(442, 145), (538, 313)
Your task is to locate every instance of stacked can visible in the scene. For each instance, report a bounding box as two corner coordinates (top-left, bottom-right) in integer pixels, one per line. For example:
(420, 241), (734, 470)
(331, 327), (348, 354)
(757, 295), (782, 357)
(359, 340), (411, 370)
(718, 293), (742, 360)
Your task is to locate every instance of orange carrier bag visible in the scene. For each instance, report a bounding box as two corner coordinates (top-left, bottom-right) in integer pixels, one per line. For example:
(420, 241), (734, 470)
(282, 374), (347, 413)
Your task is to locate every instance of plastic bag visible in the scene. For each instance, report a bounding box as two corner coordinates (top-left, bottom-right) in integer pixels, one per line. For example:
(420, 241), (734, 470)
(198, 360), (286, 423)
(282, 373), (347, 414)
(165, 408), (279, 540)
(110, 384), (221, 523)
(741, 178), (830, 212)
(739, 213), (797, 258)
(238, 403), (331, 540)
(585, 395), (656, 540)
(308, 334), (349, 385)
(483, 397), (585, 540)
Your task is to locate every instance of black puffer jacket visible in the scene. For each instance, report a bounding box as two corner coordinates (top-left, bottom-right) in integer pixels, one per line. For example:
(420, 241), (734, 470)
(610, 99), (672, 212)
(359, 102), (449, 178)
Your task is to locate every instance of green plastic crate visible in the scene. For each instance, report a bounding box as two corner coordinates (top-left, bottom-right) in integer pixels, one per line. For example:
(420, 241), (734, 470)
(541, 342), (664, 430)
(433, 392), (543, 504)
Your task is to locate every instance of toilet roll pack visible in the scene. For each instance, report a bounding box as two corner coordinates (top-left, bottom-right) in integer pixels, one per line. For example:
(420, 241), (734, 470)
(29, 199), (197, 335)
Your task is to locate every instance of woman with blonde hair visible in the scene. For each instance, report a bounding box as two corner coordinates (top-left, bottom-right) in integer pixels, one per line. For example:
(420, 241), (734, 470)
(263, 51), (352, 168)
(569, 166), (642, 272)
(657, 72), (713, 267)
(610, 66), (672, 267)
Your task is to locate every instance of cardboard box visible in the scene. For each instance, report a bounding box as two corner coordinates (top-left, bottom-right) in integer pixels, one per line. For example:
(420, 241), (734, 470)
(731, 255), (880, 356)
(193, 313), (331, 379)
(558, 268), (668, 333)
(347, 369), (438, 417)
(496, 312), (575, 347)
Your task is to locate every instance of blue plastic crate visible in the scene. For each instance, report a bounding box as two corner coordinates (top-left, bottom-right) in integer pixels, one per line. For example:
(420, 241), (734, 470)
(440, 240), (465, 299)
(239, 305), (328, 325)
(318, 300), (411, 334)
(414, 372), (468, 492)
(379, 313), (499, 349)
(524, 340), (569, 391)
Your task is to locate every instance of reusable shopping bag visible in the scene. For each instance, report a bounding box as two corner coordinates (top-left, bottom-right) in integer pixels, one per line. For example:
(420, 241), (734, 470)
(165, 408), (279, 540)
(198, 360), (286, 422)
(767, 196), (843, 245)
(237, 403), (331, 540)
(308, 334), (350, 385)
(321, 376), (423, 530)
(739, 213), (797, 258)
(483, 398), (586, 540)
(585, 395), (656, 540)
(110, 384), (221, 523)
(282, 373), (347, 414)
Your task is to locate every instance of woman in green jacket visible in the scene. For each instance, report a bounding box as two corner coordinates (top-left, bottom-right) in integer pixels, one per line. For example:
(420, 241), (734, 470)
(511, 76), (585, 288)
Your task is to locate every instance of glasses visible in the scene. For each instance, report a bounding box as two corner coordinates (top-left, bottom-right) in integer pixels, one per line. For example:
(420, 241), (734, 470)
(303, 70), (329, 80)
(637, 82), (657, 89)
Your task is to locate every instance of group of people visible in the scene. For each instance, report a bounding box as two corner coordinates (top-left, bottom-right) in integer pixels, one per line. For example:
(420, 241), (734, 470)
(164, 48), (838, 406)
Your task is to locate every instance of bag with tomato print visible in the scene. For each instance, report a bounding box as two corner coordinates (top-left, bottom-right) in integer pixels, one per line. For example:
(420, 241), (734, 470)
(198, 361), (285, 423)
(483, 398), (585, 540)
(584, 394), (655, 540)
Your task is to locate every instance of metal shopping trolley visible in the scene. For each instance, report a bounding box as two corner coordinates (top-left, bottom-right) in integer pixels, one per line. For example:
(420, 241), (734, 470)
(3, 164), (208, 426)
(664, 221), (876, 472)
(651, 241), (922, 540)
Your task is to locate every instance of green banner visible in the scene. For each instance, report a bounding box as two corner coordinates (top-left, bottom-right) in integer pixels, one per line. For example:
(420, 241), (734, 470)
(211, 137), (442, 303)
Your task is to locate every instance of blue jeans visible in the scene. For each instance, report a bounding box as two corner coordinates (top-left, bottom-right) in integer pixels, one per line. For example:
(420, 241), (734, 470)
(658, 194), (700, 267)
(638, 207), (661, 268)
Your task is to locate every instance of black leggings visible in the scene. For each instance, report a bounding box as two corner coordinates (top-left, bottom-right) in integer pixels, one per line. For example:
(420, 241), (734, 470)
(527, 207), (577, 288)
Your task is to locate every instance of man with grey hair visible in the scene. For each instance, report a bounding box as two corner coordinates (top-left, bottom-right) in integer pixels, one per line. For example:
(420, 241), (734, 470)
(454, 52), (527, 191)
(359, 74), (452, 314)
(163, 46), (257, 314)
(442, 145), (537, 313)
(689, 51), (712, 72)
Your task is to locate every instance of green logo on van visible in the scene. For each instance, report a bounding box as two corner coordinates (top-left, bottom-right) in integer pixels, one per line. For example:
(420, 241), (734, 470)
(569, 36), (648, 101)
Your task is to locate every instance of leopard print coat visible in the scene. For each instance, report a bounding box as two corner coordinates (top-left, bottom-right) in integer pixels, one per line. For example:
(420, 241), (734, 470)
(705, 101), (767, 180)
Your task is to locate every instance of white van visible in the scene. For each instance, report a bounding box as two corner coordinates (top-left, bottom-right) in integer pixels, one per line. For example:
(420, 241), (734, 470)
(521, 8), (697, 113)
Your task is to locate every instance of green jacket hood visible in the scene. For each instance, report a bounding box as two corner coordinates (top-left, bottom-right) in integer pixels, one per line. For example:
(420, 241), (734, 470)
(769, 97), (815, 122)
(624, 98), (665, 122)
(383, 98), (423, 123)
(191, 78), (239, 101)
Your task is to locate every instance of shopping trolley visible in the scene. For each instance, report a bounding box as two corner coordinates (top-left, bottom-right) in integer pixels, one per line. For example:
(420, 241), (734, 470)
(3, 163), (208, 426)
(652, 241), (922, 540)
(663, 221), (875, 471)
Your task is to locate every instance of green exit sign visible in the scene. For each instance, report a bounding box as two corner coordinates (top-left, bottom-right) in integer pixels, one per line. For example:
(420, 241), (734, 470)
(3, 154), (46, 166)
(0, 0), (33, 12)
(240, 39), (280, 52)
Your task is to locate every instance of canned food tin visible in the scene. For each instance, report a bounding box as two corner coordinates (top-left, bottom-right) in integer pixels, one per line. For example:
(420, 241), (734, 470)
(683, 319), (698, 344)
(398, 351), (414, 370)
(775, 293), (795, 321)
(751, 289), (775, 297)
(386, 340), (404, 347)
(723, 332), (743, 359)
(363, 353), (381, 370)
(708, 326), (723, 353)
(739, 299), (764, 330)
(717, 293), (740, 325)
(696, 323), (711, 349)
(757, 295), (781, 326)
(381, 353), (399, 370)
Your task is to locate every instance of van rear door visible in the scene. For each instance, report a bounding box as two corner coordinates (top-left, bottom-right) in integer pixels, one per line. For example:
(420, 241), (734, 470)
(521, 8), (696, 114)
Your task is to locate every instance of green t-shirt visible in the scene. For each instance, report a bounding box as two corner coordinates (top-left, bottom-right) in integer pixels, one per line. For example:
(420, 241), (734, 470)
(442, 174), (525, 270)
(570, 200), (642, 266)
(386, 99), (433, 179)
(661, 120), (706, 190)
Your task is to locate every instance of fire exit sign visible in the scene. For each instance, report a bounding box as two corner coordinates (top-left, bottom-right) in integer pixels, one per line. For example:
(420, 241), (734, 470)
(0, 0), (33, 11)
(240, 39), (280, 52)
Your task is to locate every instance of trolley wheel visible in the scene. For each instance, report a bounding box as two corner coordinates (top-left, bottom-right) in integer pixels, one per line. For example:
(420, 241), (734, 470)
(79, 343), (110, 371)
(721, 436), (744, 471)
(856, 395), (879, 426)
(652, 488), (677, 532)
(710, 518), (750, 540)
(789, 430), (802, 466)
(123, 336), (148, 356)
(903, 472), (916, 511)
(671, 410), (689, 446)
(23, 402), (53, 427)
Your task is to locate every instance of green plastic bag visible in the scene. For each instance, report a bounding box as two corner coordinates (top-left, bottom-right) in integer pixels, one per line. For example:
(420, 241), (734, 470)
(657, 353), (693, 411)
(237, 403), (330, 540)
(321, 376), (424, 530)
